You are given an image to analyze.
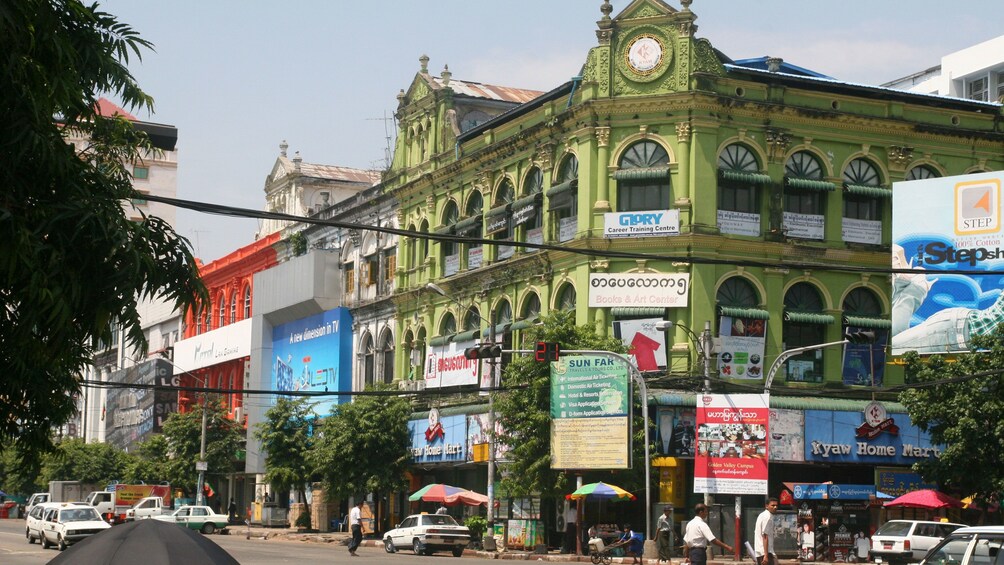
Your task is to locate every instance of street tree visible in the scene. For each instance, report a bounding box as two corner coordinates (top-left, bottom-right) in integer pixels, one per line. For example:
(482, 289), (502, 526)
(254, 397), (317, 513)
(1, 0), (206, 458)
(900, 329), (1004, 508)
(311, 387), (411, 502)
(121, 434), (170, 484)
(158, 400), (244, 497)
(494, 310), (649, 500)
(39, 438), (129, 487)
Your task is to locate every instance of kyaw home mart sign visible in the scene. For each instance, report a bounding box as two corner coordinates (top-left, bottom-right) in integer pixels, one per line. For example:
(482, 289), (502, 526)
(804, 404), (942, 464)
(604, 210), (680, 238)
(588, 273), (689, 308)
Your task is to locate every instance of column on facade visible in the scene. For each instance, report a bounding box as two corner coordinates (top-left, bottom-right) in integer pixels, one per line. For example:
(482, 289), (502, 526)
(763, 268), (787, 361)
(591, 260), (609, 336)
(675, 121), (693, 231)
(593, 127), (611, 213)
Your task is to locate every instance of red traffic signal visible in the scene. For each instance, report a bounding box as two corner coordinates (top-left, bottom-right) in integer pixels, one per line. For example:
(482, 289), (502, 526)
(535, 341), (560, 362)
(464, 344), (502, 360)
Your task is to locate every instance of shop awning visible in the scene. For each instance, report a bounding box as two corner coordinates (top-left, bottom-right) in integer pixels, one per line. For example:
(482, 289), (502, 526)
(719, 306), (771, 320)
(485, 203), (511, 218)
(511, 194), (542, 227)
(509, 316), (539, 331)
(611, 307), (667, 317)
(453, 329), (481, 342)
(433, 224), (454, 236)
(784, 311), (836, 324)
(428, 335), (451, 347)
(454, 215), (483, 235)
(481, 322), (512, 338)
(785, 177), (836, 192)
(613, 166), (670, 181)
(843, 315), (892, 329)
(720, 169), (772, 185)
(844, 184), (893, 198)
(649, 391), (908, 412)
(547, 179), (577, 198)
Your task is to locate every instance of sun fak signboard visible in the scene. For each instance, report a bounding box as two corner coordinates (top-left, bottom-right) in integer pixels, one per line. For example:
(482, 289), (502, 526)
(892, 172), (1004, 355)
(270, 307), (352, 417)
(695, 394), (769, 495)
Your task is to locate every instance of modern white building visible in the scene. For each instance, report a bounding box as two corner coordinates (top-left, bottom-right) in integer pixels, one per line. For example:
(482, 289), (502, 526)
(882, 34), (1004, 102)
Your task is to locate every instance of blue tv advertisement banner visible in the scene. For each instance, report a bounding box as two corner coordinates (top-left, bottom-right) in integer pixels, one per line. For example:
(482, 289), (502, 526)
(409, 409), (467, 463)
(804, 409), (942, 465)
(892, 172), (1004, 355)
(271, 307), (352, 417)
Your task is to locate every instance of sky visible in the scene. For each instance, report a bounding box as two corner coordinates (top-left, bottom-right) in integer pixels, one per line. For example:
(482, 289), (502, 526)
(98, 0), (1003, 262)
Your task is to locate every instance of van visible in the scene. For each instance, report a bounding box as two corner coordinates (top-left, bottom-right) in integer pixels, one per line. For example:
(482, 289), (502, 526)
(25, 493), (49, 516)
(871, 520), (966, 564)
(920, 525), (1004, 565)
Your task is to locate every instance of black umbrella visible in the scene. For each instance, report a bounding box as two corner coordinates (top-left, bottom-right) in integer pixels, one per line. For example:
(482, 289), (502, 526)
(47, 518), (239, 565)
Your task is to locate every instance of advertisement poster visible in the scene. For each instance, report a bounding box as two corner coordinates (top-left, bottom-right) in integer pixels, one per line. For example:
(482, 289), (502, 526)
(695, 394), (769, 495)
(876, 468), (937, 498)
(718, 316), (767, 380)
(612, 318), (667, 371)
(408, 409), (467, 464)
(768, 408), (805, 462)
(549, 355), (630, 469)
(271, 308), (352, 417)
(425, 339), (479, 388)
(604, 209), (680, 238)
(656, 406), (696, 457)
(841, 327), (888, 386)
(892, 172), (1004, 355)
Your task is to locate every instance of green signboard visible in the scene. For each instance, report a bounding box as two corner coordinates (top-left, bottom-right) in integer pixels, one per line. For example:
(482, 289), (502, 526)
(550, 355), (629, 418)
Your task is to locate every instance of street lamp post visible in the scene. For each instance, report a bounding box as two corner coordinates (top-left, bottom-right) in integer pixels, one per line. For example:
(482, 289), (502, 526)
(762, 339), (850, 393)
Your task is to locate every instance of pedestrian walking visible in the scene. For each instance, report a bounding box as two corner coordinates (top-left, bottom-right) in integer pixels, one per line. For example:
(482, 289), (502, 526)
(754, 497), (779, 565)
(562, 503), (578, 554)
(657, 505), (674, 563)
(348, 500), (364, 556)
(683, 503), (732, 565)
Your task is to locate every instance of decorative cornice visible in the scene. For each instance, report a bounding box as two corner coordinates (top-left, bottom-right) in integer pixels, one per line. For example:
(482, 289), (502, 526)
(595, 126), (611, 147)
(888, 145), (914, 171)
(765, 128), (791, 164)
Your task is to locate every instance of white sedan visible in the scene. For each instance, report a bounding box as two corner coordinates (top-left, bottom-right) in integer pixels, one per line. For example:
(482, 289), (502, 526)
(153, 505), (229, 534)
(383, 513), (470, 557)
(39, 505), (111, 551)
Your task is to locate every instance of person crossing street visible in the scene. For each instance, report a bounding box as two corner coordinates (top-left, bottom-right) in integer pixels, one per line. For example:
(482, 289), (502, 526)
(348, 500), (364, 556)
(683, 503), (732, 565)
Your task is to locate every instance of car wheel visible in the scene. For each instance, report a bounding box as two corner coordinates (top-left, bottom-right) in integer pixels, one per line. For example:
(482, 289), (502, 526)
(202, 523), (216, 535)
(384, 538), (396, 553)
(26, 529), (35, 544)
(41, 535), (51, 549)
(452, 546), (464, 557)
(413, 538), (423, 556)
(58, 535), (67, 551)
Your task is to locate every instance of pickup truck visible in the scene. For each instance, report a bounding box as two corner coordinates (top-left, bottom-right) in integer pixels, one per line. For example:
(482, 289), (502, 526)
(84, 484), (171, 524)
(125, 496), (172, 521)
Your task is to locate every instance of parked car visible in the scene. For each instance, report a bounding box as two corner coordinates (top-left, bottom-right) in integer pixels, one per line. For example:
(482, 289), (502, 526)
(383, 513), (470, 557)
(871, 520), (966, 564)
(920, 525), (1004, 565)
(25, 502), (62, 544)
(25, 492), (49, 516)
(39, 504), (111, 551)
(152, 505), (229, 534)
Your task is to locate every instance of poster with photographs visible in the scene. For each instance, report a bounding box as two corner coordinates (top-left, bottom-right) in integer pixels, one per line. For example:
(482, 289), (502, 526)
(769, 408), (805, 462)
(695, 394), (769, 495)
(718, 316), (767, 380)
(656, 407), (697, 457)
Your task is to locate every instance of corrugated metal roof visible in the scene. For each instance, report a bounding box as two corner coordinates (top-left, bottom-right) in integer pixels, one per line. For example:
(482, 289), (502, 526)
(298, 162), (381, 185)
(432, 76), (543, 104)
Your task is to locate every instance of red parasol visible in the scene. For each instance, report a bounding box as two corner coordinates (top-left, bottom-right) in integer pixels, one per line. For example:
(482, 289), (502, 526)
(884, 489), (963, 509)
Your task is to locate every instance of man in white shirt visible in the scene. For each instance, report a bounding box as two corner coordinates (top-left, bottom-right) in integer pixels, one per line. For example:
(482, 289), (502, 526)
(684, 503), (733, 565)
(753, 498), (778, 565)
(562, 503), (577, 554)
(348, 500), (364, 556)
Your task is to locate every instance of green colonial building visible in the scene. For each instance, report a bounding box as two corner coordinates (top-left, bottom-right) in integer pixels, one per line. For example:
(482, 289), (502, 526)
(385, 0), (1004, 550)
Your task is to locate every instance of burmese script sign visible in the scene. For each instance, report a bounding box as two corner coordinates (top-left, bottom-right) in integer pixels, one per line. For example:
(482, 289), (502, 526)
(588, 273), (690, 308)
(550, 355), (630, 469)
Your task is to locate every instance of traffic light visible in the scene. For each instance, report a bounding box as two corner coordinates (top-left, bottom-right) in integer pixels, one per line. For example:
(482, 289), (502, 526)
(844, 330), (877, 344)
(535, 341), (560, 362)
(464, 344), (502, 360)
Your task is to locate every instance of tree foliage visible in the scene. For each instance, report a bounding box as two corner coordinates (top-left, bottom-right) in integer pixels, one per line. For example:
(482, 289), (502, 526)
(0, 0), (206, 457)
(38, 438), (129, 487)
(254, 397), (316, 505)
(494, 310), (648, 500)
(900, 329), (1004, 507)
(310, 388), (412, 498)
(157, 400), (244, 495)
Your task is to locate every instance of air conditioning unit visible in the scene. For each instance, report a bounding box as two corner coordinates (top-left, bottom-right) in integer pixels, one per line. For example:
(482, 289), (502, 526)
(234, 407), (243, 422)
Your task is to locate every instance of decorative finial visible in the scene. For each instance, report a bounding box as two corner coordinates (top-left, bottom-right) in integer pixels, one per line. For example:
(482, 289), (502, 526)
(441, 64), (451, 87)
(681, 0), (693, 11)
(279, 140), (288, 157)
(292, 150), (302, 172)
(419, 54), (429, 73)
(767, 57), (783, 73)
(598, 1), (613, 30)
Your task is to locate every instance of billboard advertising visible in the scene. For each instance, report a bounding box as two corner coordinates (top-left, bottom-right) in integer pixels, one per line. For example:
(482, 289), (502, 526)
(804, 406), (942, 465)
(105, 358), (176, 450)
(549, 355), (630, 470)
(612, 318), (668, 371)
(892, 172), (1004, 355)
(588, 273), (690, 308)
(409, 408), (467, 464)
(717, 315), (767, 380)
(695, 393), (769, 495)
(425, 339), (479, 388)
(271, 307), (352, 417)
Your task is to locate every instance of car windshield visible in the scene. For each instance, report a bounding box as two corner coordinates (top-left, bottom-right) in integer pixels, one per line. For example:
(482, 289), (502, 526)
(924, 534), (974, 565)
(60, 508), (101, 522)
(876, 521), (915, 536)
(423, 515), (459, 526)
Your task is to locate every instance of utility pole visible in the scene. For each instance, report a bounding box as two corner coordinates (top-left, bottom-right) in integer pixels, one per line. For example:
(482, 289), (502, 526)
(486, 309), (497, 549)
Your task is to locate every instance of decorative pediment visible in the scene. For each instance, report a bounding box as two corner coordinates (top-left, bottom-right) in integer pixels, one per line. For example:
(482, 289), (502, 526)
(614, 0), (677, 22)
(266, 157), (292, 187)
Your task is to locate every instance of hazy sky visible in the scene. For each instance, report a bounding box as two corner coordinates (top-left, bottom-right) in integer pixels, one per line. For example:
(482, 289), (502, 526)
(99, 0), (1002, 262)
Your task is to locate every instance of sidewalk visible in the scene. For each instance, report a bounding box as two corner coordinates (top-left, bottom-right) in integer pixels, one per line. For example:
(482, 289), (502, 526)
(234, 524), (812, 563)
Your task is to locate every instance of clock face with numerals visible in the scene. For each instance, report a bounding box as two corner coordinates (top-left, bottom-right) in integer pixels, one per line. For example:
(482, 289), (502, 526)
(627, 35), (663, 73)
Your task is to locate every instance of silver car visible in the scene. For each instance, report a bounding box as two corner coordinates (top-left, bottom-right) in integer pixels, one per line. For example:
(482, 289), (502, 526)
(920, 525), (1004, 565)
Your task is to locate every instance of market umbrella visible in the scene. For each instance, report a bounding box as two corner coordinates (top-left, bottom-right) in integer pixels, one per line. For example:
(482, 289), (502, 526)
(0, 490), (7, 497)
(567, 481), (637, 501)
(47, 518), (239, 565)
(884, 489), (963, 509)
(409, 483), (466, 504)
(455, 489), (489, 506)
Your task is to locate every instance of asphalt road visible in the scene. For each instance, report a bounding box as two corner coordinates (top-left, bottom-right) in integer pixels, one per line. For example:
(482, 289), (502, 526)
(0, 518), (467, 564)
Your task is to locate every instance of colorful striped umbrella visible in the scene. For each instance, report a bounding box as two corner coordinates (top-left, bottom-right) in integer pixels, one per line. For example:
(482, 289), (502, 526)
(408, 483), (467, 502)
(567, 481), (636, 501)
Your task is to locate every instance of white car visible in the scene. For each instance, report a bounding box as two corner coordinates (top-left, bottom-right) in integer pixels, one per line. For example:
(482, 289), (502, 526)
(25, 501), (62, 544)
(25, 492), (49, 516)
(871, 520), (966, 564)
(383, 513), (470, 557)
(152, 505), (229, 534)
(39, 505), (111, 551)
(920, 525), (1004, 565)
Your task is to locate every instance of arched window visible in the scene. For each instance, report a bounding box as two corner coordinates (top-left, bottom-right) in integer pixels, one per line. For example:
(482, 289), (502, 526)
(243, 286), (251, 319)
(229, 293), (237, 324)
(515, 167), (544, 247)
(419, 220), (430, 264)
(361, 333), (374, 388)
(842, 158), (887, 225)
(408, 223), (419, 268)
(717, 277), (760, 308)
(379, 330), (395, 384)
(549, 154), (578, 242)
(440, 312), (457, 338)
(463, 306), (481, 332)
(556, 284), (577, 312)
(843, 287), (881, 316)
(204, 308), (211, 333)
(440, 200), (460, 276)
(195, 307), (203, 334)
(782, 282), (830, 383)
(217, 295), (226, 328)
(718, 144), (768, 236)
(491, 180), (515, 260)
(615, 140), (670, 212)
(459, 191), (484, 269)
(906, 165), (939, 180)
(784, 151), (833, 239)
(841, 287), (886, 386)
